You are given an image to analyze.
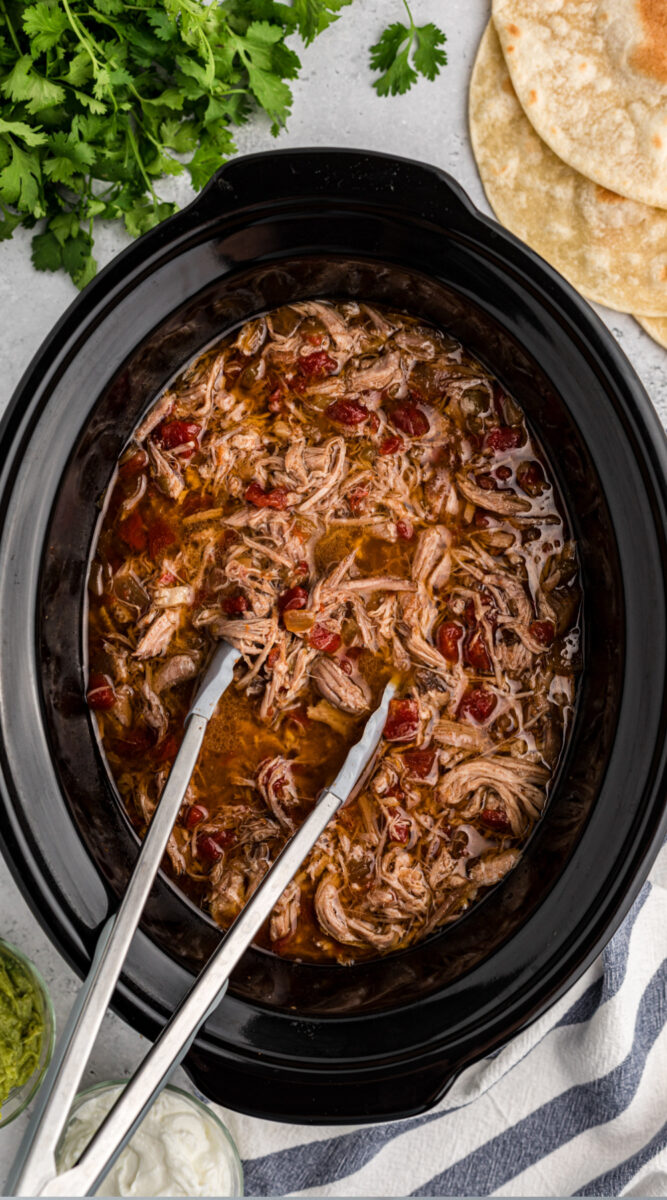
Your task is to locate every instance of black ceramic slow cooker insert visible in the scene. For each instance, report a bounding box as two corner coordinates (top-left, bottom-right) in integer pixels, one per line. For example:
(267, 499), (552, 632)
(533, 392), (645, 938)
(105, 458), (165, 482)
(1, 149), (666, 1123)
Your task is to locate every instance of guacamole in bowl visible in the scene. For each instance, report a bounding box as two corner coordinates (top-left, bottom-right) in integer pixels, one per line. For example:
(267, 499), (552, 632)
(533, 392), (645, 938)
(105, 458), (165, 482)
(0, 938), (54, 1127)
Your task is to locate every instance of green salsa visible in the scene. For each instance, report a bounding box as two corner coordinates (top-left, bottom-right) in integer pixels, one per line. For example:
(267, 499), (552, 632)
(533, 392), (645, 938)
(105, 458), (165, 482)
(0, 946), (44, 1113)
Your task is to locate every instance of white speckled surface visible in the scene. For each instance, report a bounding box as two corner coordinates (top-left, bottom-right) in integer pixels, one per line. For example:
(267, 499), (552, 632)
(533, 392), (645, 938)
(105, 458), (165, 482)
(1, 0), (666, 1182)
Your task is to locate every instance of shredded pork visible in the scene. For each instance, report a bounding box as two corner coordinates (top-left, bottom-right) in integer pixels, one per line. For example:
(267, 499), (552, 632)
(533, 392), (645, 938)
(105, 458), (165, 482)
(87, 300), (581, 964)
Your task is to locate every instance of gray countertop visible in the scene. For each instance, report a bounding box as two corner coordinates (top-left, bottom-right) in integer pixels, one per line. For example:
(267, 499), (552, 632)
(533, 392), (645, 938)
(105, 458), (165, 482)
(1, 0), (666, 1181)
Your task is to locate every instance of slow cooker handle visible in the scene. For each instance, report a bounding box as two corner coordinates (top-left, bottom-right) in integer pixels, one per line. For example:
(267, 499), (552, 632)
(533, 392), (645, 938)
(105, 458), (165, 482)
(185, 147), (480, 234)
(184, 1048), (463, 1123)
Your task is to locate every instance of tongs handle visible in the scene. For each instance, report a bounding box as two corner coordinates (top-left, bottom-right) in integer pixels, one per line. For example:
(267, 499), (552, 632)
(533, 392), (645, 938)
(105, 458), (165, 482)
(41, 786), (345, 1197)
(9, 643), (240, 1198)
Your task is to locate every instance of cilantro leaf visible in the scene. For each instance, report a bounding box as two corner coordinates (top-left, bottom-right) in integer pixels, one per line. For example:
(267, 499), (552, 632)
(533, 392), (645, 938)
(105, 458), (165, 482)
(0, 137), (44, 214)
(43, 131), (96, 183)
(0, 203), (23, 240)
(290, 0), (352, 46)
(1, 54), (65, 112)
(370, 2), (446, 96)
(412, 22), (447, 81)
(229, 21), (293, 130)
(370, 22), (416, 96)
(31, 228), (62, 270)
(0, 0), (358, 288)
(0, 117), (46, 146)
(22, 3), (69, 53)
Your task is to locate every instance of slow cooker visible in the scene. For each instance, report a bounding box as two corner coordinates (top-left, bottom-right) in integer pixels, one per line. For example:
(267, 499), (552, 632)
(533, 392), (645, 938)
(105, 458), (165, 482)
(1, 149), (666, 1122)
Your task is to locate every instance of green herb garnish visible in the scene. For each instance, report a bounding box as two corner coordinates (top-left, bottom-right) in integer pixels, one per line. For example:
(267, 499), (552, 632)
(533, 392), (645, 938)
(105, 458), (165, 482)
(0, 0), (351, 286)
(0, 947), (44, 1112)
(370, 0), (447, 97)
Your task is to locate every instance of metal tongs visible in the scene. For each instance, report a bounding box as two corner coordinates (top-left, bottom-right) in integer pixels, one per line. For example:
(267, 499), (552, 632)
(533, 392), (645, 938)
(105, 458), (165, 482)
(9, 640), (395, 1197)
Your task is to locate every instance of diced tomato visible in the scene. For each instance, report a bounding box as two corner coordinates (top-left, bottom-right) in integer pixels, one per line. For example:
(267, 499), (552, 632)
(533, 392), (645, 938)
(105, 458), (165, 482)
(308, 623), (342, 653)
(245, 481), (290, 510)
(107, 727), (153, 758)
(185, 804), (208, 829)
(474, 511), (490, 528)
(290, 373), (307, 395)
(465, 591), (498, 630)
(529, 619), (555, 646)
(198, 834), (226, 864)
(286, 706), (311, 729)
(339, 658), (353, 675)
(464, 629), (491, 672)
(217, 829), (237, 847)
(437, 620), (464, 663)
(181, 494), (209, 517)
(396, 519), (414, 540)
(299, 351), (337, 378)
(267, 647), (280, 667)
(480, 808), (512, 835)
(390, 820), (411, 844)
(517, 460), (545, 496)
(458, 687), (497, 723)
(389, 401), (430, 437)
(268, 388), (284, 413)
(368, 412), (381, 433)
(327, 399), (369, 426)
(294, 560), (309, 577)
(223, 592), (249, 615)
(158, 569), (177, 585)
(348, 485), (369, 515)
(86, 673), (116, 710)
(155, 420), (201, 457)
(402, 747), (436, 777)
(345, 645), (364, 660)
(485, 426), (522, 453)
(278, 585), (309, 615)
(307, 333), (324, 346)
(118, 509), (147, 552)
(148, 516), (176, 559)
(384, 698), (420, 742)
(379, 435), (404, 456)
(119, 449), (148, 478)
(151, 733), (179, 764)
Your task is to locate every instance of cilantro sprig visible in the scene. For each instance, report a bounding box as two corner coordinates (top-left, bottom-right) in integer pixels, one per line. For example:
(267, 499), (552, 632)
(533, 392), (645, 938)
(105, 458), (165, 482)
(370, 0), (446, 97)
(0, 0), (351, 286)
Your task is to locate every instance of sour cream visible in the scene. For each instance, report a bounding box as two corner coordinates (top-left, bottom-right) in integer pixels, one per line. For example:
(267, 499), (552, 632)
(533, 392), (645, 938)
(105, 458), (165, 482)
(57, 1084), (240, 1197)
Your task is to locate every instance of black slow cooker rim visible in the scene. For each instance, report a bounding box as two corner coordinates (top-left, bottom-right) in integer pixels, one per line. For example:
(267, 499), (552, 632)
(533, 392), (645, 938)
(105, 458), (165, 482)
(1, 149), (667, 1123)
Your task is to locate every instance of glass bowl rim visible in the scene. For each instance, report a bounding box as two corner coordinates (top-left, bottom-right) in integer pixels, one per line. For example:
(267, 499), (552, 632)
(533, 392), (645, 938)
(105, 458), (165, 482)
(58, 1077), (244, 1196)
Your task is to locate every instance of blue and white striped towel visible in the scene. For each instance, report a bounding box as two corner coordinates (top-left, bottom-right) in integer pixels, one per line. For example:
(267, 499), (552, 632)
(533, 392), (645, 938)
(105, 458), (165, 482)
(212, 841), (667, 1196)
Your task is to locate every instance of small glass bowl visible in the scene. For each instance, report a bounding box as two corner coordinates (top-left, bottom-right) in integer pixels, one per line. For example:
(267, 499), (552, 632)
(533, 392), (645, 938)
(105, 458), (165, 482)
(0, 936), (55, 1128)
(57, 1079), (244, 1196)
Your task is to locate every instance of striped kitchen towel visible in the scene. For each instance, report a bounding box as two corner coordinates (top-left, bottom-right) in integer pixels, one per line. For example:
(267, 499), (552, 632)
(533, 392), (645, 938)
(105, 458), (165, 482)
(213, 840), (667, 1197)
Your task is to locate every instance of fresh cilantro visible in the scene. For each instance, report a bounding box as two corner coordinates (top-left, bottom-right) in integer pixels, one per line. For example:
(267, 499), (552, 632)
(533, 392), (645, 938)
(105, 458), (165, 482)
(370, 0), (446, 96)
(290, 0), (352, 46)
(0, 0), (355, 287)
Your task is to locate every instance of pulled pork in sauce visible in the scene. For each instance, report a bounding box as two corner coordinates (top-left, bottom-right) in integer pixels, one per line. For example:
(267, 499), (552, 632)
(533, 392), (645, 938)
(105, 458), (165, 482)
(87, 300), (581, 964)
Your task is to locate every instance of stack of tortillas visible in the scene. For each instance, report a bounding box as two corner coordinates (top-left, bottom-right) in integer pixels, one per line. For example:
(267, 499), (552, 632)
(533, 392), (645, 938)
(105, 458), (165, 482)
(470, 1), (667, 348)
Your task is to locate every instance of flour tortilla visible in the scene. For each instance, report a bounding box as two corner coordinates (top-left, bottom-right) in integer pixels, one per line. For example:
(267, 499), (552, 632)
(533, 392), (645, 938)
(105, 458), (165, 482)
(492, 0), (667, 209)
(469, 23), (667, 316)
(635, 314), (667, 347)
